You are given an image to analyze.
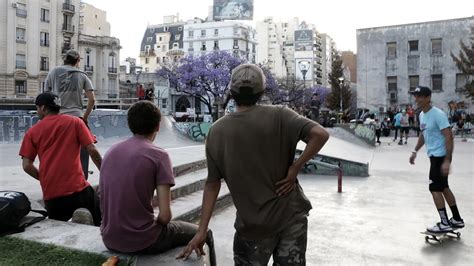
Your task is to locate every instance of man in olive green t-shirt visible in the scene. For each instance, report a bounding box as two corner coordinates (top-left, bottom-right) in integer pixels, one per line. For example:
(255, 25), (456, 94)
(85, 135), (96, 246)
(178, 64), (329, 264)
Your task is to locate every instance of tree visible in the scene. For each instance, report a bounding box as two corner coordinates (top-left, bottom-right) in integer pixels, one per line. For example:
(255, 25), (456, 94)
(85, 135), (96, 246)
(326, 53), (352, 112)
(451, 40), (474, 99)
(157, 51), (244, 118)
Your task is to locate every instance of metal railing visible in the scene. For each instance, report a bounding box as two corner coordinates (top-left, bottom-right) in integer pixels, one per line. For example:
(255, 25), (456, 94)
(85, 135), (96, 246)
(62, 3), (75, 13)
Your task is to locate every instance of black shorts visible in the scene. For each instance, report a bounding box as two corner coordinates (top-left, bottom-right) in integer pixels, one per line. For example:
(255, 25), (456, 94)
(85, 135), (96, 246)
(44, 186), (101, 226)
(429, 156), (449, 192)
(401, 127), (410, 134)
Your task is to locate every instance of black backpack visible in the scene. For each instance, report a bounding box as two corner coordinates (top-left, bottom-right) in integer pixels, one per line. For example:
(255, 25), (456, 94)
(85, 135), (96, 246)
(0, 191), (47, 236)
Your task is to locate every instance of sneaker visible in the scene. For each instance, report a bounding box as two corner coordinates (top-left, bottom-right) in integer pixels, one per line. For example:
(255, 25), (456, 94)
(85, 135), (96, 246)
(404, 141), (407, 144)
(427, 222), (452, 233)
(398, 140), (403, 145)
(449, 217), (465, 228)
(71, 208), (94, 225)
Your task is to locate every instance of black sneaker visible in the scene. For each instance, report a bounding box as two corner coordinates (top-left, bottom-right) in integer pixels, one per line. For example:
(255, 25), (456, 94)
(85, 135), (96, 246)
(449, 217), (465, 228)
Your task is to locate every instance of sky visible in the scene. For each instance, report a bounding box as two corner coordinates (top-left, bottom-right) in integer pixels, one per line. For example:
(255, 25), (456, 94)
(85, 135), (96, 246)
(82, 0), (473, 62)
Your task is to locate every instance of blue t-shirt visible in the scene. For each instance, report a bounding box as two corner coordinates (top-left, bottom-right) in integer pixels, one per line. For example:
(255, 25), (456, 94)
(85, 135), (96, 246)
(419, 107), (450, 157)
(394, 113), (402, 127)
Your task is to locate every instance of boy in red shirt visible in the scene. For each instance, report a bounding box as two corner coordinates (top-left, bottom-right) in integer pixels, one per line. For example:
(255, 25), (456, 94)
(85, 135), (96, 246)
(19, 93), (103, 225)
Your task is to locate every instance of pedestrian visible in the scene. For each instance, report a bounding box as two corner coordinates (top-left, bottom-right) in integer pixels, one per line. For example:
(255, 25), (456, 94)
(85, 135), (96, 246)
(99, 101), (214, 260)
(144, 87), (154, 101)
(136, 84), (145, 101)
(177, 64), (329, 264)
(400, 109), (410, 145)
(44, 49), (96, 180)
(393, 109), (402, 142)
(407, 105), (415, 127)
(19, 93), (102, 225)
(375, 118), (382, 145)
(409, 86), (464, 233)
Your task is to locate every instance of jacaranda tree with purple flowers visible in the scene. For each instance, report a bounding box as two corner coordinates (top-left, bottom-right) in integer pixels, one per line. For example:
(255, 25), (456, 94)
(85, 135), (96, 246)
(157, 51), (279, 118)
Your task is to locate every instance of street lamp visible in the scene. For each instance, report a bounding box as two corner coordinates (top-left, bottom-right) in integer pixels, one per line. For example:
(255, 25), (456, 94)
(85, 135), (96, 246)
(338, 76), (344, 113)
(298, 60), (311, 105)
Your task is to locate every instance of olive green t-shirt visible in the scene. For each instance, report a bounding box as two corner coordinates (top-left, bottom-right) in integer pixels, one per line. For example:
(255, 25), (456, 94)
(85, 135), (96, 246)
(206, 105), (317, 239)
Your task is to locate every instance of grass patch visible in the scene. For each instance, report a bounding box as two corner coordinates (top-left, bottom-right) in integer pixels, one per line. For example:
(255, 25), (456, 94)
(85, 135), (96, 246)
(0, 236), (131, 265)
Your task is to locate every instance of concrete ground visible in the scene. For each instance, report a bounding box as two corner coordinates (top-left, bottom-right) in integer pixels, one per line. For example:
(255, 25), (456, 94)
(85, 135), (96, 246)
(207, 136), (474, 265)
(1, 120), (473, 265)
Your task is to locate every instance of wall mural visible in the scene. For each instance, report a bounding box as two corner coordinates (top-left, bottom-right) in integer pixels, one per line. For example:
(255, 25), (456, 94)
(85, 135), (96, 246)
(338, 124), (376, 146)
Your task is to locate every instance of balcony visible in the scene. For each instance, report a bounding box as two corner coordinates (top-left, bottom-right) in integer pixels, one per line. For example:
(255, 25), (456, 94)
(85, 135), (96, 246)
(108, 67), (118, 74)
(84, 65), (94, 73)
(62, 3), (75, 14)
(62, 24), (75, 35)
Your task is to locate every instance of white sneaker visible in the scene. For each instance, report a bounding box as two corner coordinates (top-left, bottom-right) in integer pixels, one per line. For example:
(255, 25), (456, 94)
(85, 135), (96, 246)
(427, 222), (452, 233)
(71, 208), (94, 225)
(449, 218), (465, 228)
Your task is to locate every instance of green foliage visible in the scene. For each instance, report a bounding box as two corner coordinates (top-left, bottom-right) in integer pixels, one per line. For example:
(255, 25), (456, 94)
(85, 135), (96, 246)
(0, 237), (131, 265)
(451, 40), (474, 99)
(326, 53), (352, 112)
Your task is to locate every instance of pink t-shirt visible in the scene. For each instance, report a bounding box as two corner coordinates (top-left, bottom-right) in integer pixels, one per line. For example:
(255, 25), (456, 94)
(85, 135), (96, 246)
(99, 135), (175, 253)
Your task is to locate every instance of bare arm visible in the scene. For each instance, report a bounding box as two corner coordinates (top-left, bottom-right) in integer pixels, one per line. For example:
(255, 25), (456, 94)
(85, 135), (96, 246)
(177, 180), (221, 259)
(83, 90), (95, 121)
(440, 128), (454, 176)
(276, 124), (329, 196)
(156, 184), (172, 225)
(22, 157), (39, 180)
(409, 134), (424, 164)
(85, 143), (102, 170)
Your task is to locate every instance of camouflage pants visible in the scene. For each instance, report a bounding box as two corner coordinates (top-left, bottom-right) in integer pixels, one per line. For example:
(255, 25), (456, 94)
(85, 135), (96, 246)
(233, 215), (308, 266)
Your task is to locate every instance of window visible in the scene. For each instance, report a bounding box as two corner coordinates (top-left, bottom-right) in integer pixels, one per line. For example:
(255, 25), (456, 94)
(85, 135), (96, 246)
(432, 74), (443, 91)
(178, 27), (183, 31)
(15, 80), (27, 94)
(147, 37), (152, 43)
(188, 30), (194, 38)
(387, 76), (397, 92)
(409, 75), (419, 92)
(159, 37), (163, 42)
(456, 74), (467, 92)
(16, 28), (26, 43)
(40, 8), (49, 22)
(431, 39), (442, 55)
(40, 57), (49, 71)
(175, 34), (181, 41)
(156, 57), (160, 64)
(85, 51), (91, 66)
(387, 42), (397, 58)
(188, 42), (194, 51)
(163, 26), (169, 32)
(40, 32), (49, 46)
(16, 3), (27, 17)
(161, 99), (167, 109)
(145, 57), (149, 64)
(201, 30), (206, 37)
(173, 42), (179, 49)
(214, 29), (219, 36)
(233, 39), (238, 48)
(145, 67), (149, 73)
(233, 28), (239, 35)
(108, 79), (117, 98)
(201, 42), (206, 51)
(408, 40), (418, 53)
(16, 54), (26, 69)
(109, 52), (116, 68)
(214, 40), (219, 50)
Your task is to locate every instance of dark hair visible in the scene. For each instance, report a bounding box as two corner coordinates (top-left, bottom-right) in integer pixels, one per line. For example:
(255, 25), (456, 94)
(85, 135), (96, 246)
(64, 55), (79, 66)
(127, 101), (161, 135)
(44, 104), (60, 114)
(228, 87), (263, 107)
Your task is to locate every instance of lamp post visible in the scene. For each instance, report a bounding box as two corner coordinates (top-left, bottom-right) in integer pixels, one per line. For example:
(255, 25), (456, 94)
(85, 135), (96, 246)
(338, 76), (344, 124)
(298, 60), (311, 106)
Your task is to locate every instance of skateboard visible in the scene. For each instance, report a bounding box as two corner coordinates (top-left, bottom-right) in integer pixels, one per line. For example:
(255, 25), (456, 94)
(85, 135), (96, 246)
(420, 229), (461, 243)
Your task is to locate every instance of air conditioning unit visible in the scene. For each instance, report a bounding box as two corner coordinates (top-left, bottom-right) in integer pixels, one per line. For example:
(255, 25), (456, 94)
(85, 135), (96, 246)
(12, 2), (18, 8)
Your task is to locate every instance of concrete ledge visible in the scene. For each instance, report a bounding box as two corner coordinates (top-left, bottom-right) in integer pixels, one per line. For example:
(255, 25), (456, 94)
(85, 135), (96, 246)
(10, 219), (210, 266)
(173, 159), (207, 177)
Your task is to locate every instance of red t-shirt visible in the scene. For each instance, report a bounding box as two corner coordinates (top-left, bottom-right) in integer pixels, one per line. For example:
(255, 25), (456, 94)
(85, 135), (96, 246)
(19, 114), (95, 200)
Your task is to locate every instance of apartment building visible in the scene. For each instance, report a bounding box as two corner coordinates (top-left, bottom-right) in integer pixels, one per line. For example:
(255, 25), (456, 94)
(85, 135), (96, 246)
(78, 2), (121, 98)
(0, 0), (80, 105)
(357, 17), (473, 113)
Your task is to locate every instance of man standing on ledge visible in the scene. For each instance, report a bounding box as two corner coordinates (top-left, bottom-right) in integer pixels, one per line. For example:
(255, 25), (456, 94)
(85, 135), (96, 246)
(409, 86), (464, 233)
(19, 93), (102, 225)
(45, 49), (96, 180)
(178, 64), (329, 264)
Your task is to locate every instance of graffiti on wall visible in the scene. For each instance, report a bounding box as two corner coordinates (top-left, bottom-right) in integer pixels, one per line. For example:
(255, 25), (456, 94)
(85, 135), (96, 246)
(336, 123), (376, 146)
(0, 111), (130, 143)
(174, 122), (212, 142)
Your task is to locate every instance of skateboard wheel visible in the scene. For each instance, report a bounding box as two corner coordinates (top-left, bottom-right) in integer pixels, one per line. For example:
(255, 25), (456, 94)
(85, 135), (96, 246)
(456, 232), (461, 238)
(425, 236), (429, 242)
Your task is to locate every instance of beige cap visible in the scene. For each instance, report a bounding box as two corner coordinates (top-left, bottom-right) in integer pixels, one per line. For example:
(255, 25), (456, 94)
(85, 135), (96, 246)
(230, 64), (266, 94)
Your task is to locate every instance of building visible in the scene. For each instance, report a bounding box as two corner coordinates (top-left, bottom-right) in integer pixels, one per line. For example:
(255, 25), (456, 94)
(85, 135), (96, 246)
(183, 18), (257, 63)
(256, 17), (334, 88)
(139, 15), (185, 73)
(357, 17), (473, 113)
(78, 2), (121, 99)
(0, 0), (81, 108)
